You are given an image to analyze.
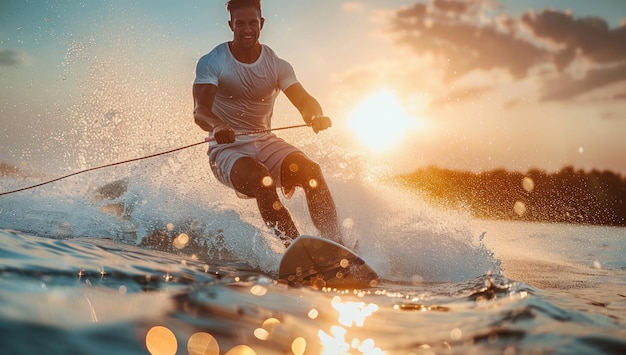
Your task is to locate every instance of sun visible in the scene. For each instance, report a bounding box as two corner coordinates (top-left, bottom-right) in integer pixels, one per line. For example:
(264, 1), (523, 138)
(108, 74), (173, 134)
(348, 90), (420, 151)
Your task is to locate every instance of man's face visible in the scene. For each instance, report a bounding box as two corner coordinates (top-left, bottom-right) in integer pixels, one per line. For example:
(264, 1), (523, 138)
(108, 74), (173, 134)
(229, 7), (264, 49)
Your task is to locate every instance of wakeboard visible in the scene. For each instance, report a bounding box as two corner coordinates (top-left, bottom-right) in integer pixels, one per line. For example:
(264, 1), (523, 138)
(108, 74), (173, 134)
(278, 235), (378, 289)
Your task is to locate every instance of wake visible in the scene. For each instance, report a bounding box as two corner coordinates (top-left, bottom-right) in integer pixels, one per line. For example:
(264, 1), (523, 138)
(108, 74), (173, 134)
(0, 133), (500, 283)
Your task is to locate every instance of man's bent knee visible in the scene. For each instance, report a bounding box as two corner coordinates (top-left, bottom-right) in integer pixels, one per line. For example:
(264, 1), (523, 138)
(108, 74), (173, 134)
(282, 153), (325, 189)
(231, 157), (276, 197)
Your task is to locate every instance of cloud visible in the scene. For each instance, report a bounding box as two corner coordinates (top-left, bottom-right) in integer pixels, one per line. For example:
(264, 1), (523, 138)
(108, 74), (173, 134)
(389, 0), (626, 101)
(0, 48), (28, 67)
(392, 1), (546, 79)
(541, 63), (626, 101)
(521, 10), (626, 66)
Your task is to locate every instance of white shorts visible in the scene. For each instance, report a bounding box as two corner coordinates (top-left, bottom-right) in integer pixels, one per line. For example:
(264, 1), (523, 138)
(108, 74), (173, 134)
(208, 132), (300, 195)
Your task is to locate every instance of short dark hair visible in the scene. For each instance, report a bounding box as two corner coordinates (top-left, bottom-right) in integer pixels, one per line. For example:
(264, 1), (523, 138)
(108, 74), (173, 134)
(226, 0), (261, 14)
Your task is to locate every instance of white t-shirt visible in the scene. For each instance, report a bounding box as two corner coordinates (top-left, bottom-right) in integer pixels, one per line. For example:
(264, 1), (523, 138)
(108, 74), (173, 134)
(194, 42), (299, 131)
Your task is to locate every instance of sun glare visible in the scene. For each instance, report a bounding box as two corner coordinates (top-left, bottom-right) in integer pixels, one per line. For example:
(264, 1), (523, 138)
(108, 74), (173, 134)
(348, 90), (421, 151)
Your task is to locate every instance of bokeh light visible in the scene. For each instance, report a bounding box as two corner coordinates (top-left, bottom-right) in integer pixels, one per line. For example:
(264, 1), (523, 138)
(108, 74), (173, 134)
(187, 332), (219, 355)
(146, 326), (177, 355)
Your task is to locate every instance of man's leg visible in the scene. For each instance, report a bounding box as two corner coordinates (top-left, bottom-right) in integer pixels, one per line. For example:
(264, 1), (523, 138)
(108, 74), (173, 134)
(230, 157), (299, 242)
(281, 152), (341, 240)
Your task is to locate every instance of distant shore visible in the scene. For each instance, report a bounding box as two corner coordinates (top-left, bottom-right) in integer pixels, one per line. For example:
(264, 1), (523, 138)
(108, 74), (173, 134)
(397, 166), (626, 227)
(0, 162), (22, 177)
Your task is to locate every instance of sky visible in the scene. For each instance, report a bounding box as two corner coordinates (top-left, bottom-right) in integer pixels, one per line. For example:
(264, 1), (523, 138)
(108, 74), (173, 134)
(1, 0), (626, 175)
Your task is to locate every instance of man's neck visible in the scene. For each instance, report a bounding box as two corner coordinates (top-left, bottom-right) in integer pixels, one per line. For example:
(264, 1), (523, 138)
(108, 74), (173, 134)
(229, 41), (262, 64)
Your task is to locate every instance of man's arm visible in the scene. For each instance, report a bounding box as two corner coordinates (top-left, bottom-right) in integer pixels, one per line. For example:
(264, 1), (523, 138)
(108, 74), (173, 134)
(193, 83), (222, 132)
(284, 83), (331, 133)
(284, 83), (323, 124)
(193, 83), (235, 144)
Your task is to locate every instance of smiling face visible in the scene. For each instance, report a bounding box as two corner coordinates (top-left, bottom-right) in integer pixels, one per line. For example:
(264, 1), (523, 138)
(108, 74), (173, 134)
(228, 6), (264, 51)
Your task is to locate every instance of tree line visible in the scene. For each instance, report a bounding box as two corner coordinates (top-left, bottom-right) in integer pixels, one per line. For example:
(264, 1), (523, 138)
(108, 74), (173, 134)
(396, 166), (626, 226)
(0, 162), (21, 177)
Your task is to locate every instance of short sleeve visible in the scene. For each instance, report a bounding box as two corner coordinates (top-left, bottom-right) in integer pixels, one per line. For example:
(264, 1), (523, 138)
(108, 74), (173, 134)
(194, 48), (222, 85)
(276, 57), (299, 91)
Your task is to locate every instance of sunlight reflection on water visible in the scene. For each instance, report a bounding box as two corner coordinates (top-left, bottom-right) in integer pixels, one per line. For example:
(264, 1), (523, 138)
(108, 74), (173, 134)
(145, 285), (385, 355)
(319, 296), (382, 354)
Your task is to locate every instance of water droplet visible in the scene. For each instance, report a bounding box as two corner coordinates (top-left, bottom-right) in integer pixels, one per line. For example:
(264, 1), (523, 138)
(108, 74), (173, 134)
(253, 328), (269, 340)
(307, 309), (319, 319)
(172, 233), (189, 250)
(292, 337), (306, 355)
(522, 177), (535, 193)
(146, 326), (177, 355)
(250, 285), (267, 296)
(224, 345), (256, 355)
(187, 332), (219, 355)
(450, 328), (463, 340)
(261, 176), (273, 187)
(513, 201), (526, 216)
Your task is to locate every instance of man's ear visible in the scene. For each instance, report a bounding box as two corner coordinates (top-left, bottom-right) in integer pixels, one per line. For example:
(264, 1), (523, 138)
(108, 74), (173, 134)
(228, 20), (234, 31)
(260, 17), (265, 30)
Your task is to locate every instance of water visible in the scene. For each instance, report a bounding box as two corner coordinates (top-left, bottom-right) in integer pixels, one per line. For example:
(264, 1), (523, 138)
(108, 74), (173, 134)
(2, 1), (625, 353)
(1, 165), (625, 354)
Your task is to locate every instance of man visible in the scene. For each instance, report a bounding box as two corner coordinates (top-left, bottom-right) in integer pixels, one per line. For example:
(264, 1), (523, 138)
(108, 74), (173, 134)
(192, 0), (341, 246)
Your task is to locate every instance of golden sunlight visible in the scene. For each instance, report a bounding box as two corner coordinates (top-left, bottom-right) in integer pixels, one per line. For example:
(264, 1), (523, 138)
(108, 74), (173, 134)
(317, 296), (382, 354)
(331, 296), (379, 327)
(348, 90), (421, 151)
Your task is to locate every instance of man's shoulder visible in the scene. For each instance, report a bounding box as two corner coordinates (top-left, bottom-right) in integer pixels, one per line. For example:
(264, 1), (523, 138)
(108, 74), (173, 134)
(202, 42), (229, 58)
(260, 44), (281, 59)
(260, 44), (293, 70)
(195, 43), (230, 81)
(196, 42), (230, 69)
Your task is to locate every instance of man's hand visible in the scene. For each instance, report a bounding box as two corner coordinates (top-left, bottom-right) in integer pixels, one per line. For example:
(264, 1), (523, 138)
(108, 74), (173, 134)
(213, 124), (236, 144)
(310, 116), (332, 133)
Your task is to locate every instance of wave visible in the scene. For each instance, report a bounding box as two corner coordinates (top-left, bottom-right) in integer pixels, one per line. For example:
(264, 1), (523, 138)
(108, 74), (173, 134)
(0, 148), (500, 283)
